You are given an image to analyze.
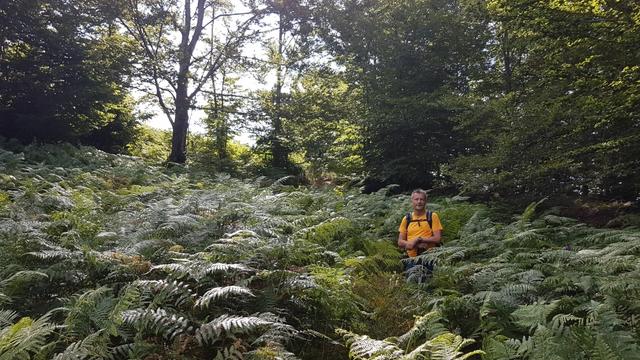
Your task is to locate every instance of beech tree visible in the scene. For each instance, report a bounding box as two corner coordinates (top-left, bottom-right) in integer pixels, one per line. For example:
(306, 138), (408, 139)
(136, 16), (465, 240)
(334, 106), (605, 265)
(116, 0), (263, 163)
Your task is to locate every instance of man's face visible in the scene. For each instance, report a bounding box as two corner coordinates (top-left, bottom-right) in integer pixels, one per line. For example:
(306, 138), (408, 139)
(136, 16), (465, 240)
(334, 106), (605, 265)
(411, 193), (427, 211)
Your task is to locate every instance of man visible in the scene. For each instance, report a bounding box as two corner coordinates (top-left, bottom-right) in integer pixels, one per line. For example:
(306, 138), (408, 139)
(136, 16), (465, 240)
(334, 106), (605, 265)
(398, 189), (443, 271)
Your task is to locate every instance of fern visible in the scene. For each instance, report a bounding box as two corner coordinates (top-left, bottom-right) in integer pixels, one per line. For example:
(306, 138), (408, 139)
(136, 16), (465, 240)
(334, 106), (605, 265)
(151, 261), (251, 280)
(0, 311), (17, 328)
(0, 312), (57, 360)
(52, 330), (109, 360)
(195, 286), (254, 308)
(132, 279), (195, 307)
(195, 314), (273, 345)
(338, 328), (403, 359)
(517, 198), (546, 230)
(104, 343), (135, 360)
(396, 311), (447, 349)
(121, 308), (190, 340)
(62, 287), (116, 339)
(421, 332), (483, 360)
(511, 301), (558, 332)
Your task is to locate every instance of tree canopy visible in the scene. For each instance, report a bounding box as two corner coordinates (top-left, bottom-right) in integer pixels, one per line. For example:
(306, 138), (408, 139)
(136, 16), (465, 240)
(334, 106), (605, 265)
(1, 0), (639, 203)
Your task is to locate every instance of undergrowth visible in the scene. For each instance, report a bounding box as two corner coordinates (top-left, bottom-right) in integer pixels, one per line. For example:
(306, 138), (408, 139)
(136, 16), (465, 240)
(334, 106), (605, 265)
(0, 143), (639, 359)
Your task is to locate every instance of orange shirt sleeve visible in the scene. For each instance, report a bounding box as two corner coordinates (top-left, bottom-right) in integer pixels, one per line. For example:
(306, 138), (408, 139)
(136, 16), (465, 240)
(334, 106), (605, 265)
(398, 215), (408, 234)
(431, 213), (443, 232)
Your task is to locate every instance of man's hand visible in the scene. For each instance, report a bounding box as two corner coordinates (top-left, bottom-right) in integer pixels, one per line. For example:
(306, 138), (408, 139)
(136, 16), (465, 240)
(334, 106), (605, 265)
(406, 238), (419, 249)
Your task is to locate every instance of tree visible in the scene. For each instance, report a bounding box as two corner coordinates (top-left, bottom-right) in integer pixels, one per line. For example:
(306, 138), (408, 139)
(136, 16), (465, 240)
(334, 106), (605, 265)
(250, 0), (317, 171)
(315, 0), (490, 190)
(447, 0), (640, 202)
(204, 71), (240, 162)
(0, 0), (138, 152)
(116, 0), (263, 163)
(286, 69), (364, 179)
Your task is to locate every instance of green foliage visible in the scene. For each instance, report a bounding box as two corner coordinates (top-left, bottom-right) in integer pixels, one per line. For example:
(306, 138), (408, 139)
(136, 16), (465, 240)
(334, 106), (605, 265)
(447, 0), (640, 202)
(0, 313), (56, 360)
(0, 0), (139, 152)
(127, 126), (172, 162)
(284, 69), (365, 180)
(338, 312), (483, 360)
(317, 0), (490, 189)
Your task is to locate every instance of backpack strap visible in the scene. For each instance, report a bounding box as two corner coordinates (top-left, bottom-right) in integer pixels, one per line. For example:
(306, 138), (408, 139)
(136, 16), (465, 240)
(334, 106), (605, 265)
(405, 212), (412, 232)
(406, 211), (433, 229)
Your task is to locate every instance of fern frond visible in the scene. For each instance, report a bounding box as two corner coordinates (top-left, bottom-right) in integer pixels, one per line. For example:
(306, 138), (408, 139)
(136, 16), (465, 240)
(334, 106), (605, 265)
(413, 332), (483, 360)
(151, 259), (251, 280)
(0, 310), (17, 327)
(150, 262), (188, 276)
(26, 249), (84, 260)
(133, 280), (194, 307)
(121, 308), (190, 340)
(195, 314), (272, 345)
(396, 311), (447, 349)
(0, 270), (48, 288)
(52, 329), (109, 360)
(195, 286), (254, 308)
(504, 229), (548, 248)
(105, 343), (135, 360)
(155, 214), (202, 238)
(61, 287), (117, 339)
(201, 263), (252, 276)
(482, 335), (519, 360)
(518, 198), (546, 229)
(512, 301), (559, 332)
(337, 328), (402, 360)
(590, 336), (620, 360)
(0, 312), (56, 360)
(549, 313), (584, 334)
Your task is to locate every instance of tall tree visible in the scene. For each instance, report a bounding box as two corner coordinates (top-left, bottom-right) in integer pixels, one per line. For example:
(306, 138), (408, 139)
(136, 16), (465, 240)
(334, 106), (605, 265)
(286, 68), (364, 179)
(316, 0), (490, 190)
(252, 0), (316, 170)
(202, 68), (244, 165)
(116, 0), (263, 163)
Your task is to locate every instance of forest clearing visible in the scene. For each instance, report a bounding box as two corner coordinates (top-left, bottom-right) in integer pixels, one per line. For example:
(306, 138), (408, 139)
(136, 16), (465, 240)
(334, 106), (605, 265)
(2, 0), (639, 358)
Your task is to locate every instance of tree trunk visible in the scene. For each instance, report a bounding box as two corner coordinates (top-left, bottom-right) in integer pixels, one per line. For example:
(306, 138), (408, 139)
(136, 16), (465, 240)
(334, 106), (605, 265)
(169, 94), (189, 163)
(167, 0), (204, 163)
(168, 57), (190, 163)
(271, 10), (287, 168)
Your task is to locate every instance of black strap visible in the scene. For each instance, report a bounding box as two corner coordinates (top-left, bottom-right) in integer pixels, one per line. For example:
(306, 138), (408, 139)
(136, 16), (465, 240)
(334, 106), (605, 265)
(405, 211), (432, 230)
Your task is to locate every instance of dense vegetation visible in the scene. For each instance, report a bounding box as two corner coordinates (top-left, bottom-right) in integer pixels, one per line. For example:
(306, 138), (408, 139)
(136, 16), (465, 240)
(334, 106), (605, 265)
(1, 144), (639, 359)
(1, 1), (639, 357)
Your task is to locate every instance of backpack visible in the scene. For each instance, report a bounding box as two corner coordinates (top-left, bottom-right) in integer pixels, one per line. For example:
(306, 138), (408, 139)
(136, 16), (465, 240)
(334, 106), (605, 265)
(405, 211), (433, 231)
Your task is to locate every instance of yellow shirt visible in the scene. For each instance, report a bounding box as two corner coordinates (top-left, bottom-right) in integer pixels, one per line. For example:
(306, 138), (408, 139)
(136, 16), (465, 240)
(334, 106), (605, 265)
(398, 211), (443, 257)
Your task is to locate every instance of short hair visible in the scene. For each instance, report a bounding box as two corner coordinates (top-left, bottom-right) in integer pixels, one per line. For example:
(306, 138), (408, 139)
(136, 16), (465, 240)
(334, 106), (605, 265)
(411, 189), (428, 199)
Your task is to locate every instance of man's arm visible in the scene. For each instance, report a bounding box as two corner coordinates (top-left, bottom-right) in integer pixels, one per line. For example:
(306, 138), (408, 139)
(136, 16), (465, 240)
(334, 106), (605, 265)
(398, 232), (416, 249)
(415, 230), (442, 249)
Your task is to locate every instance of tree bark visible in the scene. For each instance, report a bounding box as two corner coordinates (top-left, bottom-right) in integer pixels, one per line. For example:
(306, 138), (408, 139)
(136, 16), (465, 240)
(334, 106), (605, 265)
(271, 10), (287, 168)
(169, 80), (189, 163)
(167, 0), (205, 163)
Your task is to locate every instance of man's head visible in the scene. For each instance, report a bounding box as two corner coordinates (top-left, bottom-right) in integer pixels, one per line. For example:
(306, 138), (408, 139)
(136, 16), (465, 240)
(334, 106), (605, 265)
(411, 189), (428, 212)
